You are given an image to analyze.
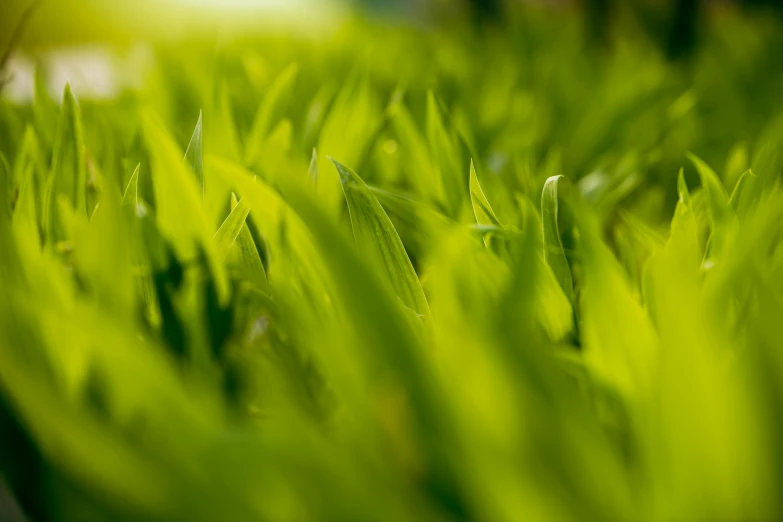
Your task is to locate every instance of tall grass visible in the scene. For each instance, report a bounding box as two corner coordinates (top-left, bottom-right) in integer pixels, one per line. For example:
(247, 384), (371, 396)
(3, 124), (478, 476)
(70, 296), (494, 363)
(2, 9), (783, 522)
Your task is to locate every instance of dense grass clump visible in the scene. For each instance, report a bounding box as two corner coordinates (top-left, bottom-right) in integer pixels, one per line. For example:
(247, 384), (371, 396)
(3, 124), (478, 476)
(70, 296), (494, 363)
(2, 10), (783, 522)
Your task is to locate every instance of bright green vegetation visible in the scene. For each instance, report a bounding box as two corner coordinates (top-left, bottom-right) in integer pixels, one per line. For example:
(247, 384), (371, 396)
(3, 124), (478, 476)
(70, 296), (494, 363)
(2, 10), (783, 522)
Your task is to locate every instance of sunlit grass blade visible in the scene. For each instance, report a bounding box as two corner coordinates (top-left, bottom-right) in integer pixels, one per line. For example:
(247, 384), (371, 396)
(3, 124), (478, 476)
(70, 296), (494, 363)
(142, 112), (229, 305)
(515, 197), (574, 341)
(121, 163), (141, 208)
(469, 160), (501, 227)
(214, 194), (251, 261)
(227, 192), (267, 290)
(308, 148), (318, 183)
(728, 169), (757, 216)
(206, 154), (328, 299)
(184, 110), (204, 198)
(541, 175), (574, 302)
(333, 159), (430, 318)
(577, 202), (659, 398)
(73, 179), (135, 315)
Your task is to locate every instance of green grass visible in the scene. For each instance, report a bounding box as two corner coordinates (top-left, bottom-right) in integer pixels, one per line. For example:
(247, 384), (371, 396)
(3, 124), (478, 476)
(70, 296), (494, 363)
(2, 8), (783, 522)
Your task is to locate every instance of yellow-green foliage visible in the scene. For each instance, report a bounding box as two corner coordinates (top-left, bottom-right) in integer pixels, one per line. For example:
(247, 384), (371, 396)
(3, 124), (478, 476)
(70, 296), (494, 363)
(2, 10), (783, 522)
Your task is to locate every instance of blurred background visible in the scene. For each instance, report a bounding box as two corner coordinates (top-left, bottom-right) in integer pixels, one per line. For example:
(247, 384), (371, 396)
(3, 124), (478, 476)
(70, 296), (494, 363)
(4, 0), (783, 176)
(3, 0), (783, 101)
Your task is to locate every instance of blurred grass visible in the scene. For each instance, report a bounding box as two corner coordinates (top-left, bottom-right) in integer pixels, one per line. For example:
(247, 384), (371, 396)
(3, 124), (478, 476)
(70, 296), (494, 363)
(2, 2), (783, 521)
(1, 0), (338, 48)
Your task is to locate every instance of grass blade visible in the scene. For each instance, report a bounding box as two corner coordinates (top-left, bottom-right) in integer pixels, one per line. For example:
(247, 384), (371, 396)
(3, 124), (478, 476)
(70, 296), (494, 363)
(333, 159), (430, 318)
(245, 63), (299, 167)
(227, 192), (268, 290)
(184, 110), (204, 198)
(541, 175), (574, 302)
(214, 195), (251, 261)
(142, 112), (229, 305)
(469, 160), (501, 227)
(43, 83), (87, 245)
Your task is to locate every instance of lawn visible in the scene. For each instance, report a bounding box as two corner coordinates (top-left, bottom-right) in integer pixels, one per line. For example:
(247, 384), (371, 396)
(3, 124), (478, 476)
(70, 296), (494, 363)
(2, 3), (783, 521)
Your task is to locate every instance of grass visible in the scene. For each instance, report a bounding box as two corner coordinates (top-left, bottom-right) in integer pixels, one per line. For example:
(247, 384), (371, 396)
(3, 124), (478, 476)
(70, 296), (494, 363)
(2, 7), (783, 521)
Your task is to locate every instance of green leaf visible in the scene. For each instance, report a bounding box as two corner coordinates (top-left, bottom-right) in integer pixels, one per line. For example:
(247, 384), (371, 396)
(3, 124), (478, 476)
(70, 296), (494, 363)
(207, 79), (242, 162)
(728, 169), (757, 216)
(577, 204), (658, 398)
(206, 154), (328, 300)
(121, 163), (140, 206)
(688, 153), (737, 261)
(227, 192), (267, 290)
(245, 63), (299, 166)
(369, 185), (454, 261)
(308, 148), (318, 183)
(214, 194), (251, 261)
(43, 83), (87, 246)
(74, 180), (135, 315)
(184, 110), (204, 198)
(389, 99), (438, 203)
(427, 91), (463, 216)
(142, 112), (229, 305)
(119, 163), (160, 326)
(12, 125), (45, 228)
(469, 160), (501, 227)
(333, 159), (430, 318)
(515, 196), (574, 341)
(541, 175), (574, 302)
(12, 160), (39, 243)
(0, 153), (10, 221)
(32, 67), (57, 148)
(316, 73), (382, 213)
(688, 154), (731, 222)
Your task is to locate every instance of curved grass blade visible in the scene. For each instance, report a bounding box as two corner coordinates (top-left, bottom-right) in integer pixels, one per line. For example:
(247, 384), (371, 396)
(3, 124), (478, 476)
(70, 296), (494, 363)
(688, 154), (731, 223)
(184, 110), (204, 198)
(728, 169), (757, 217)
(469, 160), (501, 228)
(214, 194), (251, 261)
(228, 192), (267, 290)
(516, 197), (573, 340)
(332, 159), (430, 318)
(121, 163), (154, 222)
(308, 148), (318, 184)
(541, 175), (574, 302)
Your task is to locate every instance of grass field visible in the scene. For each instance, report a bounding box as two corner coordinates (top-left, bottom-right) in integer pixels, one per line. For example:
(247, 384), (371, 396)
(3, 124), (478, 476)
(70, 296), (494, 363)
(2, 4), (783, 521)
